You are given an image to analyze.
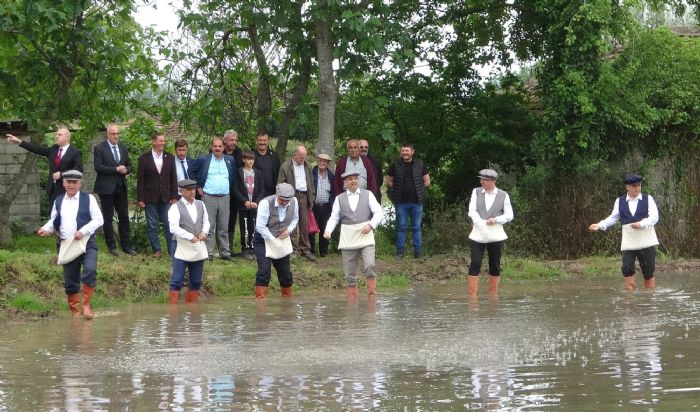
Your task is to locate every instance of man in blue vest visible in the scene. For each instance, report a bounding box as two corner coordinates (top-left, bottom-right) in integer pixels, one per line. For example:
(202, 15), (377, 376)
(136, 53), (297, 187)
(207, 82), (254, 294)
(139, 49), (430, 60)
(467, 169), (514, 297)
(386, 143), (430, 258)
(37, 170), (104, 319)
(589, 174), (660, 290)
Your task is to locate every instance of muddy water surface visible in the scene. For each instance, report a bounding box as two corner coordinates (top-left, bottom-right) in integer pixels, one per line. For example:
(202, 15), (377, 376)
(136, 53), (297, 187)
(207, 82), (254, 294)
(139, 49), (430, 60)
(1, 275), (700, 410)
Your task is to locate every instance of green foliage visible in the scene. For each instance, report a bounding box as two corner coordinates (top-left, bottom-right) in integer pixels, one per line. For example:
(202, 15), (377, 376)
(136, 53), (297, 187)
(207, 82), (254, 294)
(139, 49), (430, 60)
(0, 0), (160, 132)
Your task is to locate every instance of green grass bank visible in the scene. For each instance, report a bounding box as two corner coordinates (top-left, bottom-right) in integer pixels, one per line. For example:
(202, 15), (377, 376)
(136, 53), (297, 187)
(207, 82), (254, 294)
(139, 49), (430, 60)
(2, 235), (696, 321)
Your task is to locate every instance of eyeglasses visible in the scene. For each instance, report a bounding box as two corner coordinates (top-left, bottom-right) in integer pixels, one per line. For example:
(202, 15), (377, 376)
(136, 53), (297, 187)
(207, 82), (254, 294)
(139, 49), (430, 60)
(359, 146), (368, 149)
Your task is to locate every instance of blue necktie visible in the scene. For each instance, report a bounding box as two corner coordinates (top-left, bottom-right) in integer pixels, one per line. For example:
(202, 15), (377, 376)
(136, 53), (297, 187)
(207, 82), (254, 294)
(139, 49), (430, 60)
(180, 160), (188, 179)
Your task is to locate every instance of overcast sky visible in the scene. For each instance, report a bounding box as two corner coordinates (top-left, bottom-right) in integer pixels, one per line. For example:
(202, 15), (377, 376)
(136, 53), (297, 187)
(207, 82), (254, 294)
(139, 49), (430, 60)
(133, 0), (182, 36)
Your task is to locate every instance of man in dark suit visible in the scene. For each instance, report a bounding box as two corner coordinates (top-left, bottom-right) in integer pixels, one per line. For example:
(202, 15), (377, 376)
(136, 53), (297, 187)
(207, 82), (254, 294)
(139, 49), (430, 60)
(5, 126), (83, 207)
(93, 124), (137, 256)
(359, 139), (383, 203)
(189, 137), (237, 261)
(223, 129), (243, 253)
(136, 133), (178, 258)
(174, 139), (196, 192)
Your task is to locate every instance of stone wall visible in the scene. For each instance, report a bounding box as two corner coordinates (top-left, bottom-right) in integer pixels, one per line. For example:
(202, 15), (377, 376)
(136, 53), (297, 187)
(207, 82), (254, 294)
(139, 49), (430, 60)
(0, 122), (41, 232)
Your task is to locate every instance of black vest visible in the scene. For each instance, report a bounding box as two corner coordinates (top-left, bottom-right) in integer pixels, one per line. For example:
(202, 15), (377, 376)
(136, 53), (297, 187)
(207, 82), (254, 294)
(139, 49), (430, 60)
(389, 159), (426, 204)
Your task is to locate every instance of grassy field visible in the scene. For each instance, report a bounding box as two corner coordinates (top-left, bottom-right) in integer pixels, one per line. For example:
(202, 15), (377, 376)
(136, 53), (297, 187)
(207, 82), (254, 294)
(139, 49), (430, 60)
(0, 234), (662, 321)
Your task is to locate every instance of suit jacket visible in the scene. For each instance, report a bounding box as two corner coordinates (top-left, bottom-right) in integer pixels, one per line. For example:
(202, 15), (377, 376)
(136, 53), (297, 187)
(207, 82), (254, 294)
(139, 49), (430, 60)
(136, 150), (178, 203)
(19, 141), (83, 199)
(278, 159), (315, 206)
(332, 156), (379, 199)
(189, 154), (237, 193)
(174, 156), (197, 182)
(93, 140), (132, 195)
(366, 153), (383, 202)
(233, 168), (265, 210)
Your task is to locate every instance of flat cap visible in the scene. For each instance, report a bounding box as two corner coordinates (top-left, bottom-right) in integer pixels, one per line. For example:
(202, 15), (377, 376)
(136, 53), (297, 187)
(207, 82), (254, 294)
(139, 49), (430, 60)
(276, 182), (295, 199)
(178, 179), (197, 188)
(341, 171), (360, 179)
(317, 153), (332, 161)
(623, 174), (643, 185)
(62, 170), (83, 180)
(477, 169), (498, 180)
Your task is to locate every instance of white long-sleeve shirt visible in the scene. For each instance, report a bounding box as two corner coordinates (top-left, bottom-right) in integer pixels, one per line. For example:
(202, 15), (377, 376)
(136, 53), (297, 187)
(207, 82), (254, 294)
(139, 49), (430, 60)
(325, 188), (383, 234)
(41, 192), (104, 239)
(596, 193), (659, 231)
(256, 197), (299, 240)
(168, 198), (211, 241)
(467, 187), (514, 226)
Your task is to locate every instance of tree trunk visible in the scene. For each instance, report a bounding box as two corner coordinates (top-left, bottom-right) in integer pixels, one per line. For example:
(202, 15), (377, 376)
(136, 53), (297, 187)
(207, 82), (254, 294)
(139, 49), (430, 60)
(314, 18), (337, 161)
(276, 49), (312, 157)
(249, 24), (272, 135)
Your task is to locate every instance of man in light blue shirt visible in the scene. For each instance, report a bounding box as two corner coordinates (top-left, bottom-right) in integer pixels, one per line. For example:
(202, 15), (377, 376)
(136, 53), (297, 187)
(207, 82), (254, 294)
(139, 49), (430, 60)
(189, 137), (237, 261)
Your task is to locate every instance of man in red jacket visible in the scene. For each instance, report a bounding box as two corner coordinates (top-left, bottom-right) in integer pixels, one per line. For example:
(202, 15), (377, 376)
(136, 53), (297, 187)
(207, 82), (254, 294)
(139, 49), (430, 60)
(332, 139), (379, 199)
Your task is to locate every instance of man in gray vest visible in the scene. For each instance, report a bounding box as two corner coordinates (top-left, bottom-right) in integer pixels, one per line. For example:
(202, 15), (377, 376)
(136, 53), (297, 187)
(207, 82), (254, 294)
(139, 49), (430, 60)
(324, 171), (384, 299)
(167, 179), (210, 304)
(37, 170), (104, 319)
(254, 183), (299, 299)
(467, 169), (514, 297)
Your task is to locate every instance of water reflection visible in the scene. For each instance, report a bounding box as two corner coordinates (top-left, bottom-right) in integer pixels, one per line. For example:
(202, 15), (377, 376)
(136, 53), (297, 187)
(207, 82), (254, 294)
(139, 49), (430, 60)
(1, 276), (700, 410)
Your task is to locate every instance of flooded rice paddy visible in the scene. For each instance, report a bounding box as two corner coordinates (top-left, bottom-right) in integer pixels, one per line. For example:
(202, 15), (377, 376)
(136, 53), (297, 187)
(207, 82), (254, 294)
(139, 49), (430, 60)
(1, 274), (699, 410)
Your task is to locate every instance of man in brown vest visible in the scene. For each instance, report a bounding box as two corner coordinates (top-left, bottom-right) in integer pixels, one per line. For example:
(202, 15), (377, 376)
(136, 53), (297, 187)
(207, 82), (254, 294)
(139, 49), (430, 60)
(324, 171), (384, 299)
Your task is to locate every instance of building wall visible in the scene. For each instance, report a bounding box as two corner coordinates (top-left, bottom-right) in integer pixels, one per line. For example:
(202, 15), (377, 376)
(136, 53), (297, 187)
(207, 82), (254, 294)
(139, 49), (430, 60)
(0, 130), (42, 232)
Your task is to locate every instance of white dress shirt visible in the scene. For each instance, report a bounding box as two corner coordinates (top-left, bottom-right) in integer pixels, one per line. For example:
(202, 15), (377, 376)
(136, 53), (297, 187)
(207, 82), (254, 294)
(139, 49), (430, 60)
(41, 192), (104, 240)
(152, 150), (164, 173)
(325, 188), (383, 234)
(597, 194), (659, 231)
(256, 197), (300, 240)
(467, 187), (514, 226)
(292, 161), (307, 191)
(168, 198), (211, 241)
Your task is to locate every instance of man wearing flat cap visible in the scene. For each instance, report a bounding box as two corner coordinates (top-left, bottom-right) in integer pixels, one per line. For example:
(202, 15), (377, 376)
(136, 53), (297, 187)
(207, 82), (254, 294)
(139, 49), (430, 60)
(324, 170), (384, 299)
(466, 168), (514, 297)
(253, 182), (299, 298)
(37, 170), (104, 319)
(167, 179), (210, 304)
(311, 153), (335, 257)
(589, 174), (659, 290)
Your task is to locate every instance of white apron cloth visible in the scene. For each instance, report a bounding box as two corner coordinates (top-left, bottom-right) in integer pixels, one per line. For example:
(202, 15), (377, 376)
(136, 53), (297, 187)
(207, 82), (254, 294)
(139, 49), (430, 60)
(338, 221), (375, 250)
(620, 223), (659, 251)
(57, 236), (90, 265)
(264, 237), (293, 259)
(468, 223), (508, 243)
(174, 237), (209, 262)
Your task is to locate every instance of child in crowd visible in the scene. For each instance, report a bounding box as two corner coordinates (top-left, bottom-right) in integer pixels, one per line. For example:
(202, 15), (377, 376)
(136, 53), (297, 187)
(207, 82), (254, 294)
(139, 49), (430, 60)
(234, 150), (265, 259)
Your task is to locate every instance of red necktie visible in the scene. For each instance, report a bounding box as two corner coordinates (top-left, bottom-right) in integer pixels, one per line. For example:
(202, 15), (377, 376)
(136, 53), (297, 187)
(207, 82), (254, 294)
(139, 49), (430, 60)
(54, 147), (63, 167)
